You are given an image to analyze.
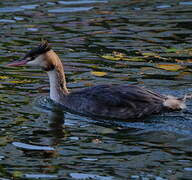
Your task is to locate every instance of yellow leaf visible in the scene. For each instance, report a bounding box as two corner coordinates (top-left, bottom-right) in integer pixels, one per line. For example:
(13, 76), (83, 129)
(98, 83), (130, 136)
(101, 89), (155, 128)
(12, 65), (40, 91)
(102, 51), (145, 61)
(123, 57), (145, 62)
(156, 64), (184, 71)
(0, 75), (9, 79)
(90, 71), (107, 77)
(101, 54), (121, 61)
(9, 80), (32, 84)
(101, 51), (126, 60)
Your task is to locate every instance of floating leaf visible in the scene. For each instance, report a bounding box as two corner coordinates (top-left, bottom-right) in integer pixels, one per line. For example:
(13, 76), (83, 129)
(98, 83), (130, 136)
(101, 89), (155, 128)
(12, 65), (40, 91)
(156, 64), (184, 71)
(141, 51), (168, 60)
(141, 67), (155, 71)
(165, 48), (179, 53)
(123, 57), (145, 62)
(112, 51), (125, 58)
(102, 51), (145, 62)
(0, 75), (9, 79)
(89, 65), (98, 68)
(9, 80), (33, 84)
(0, 136), (11, 146)
(101, 51), (126, 61)
(114, 63), (128, 68)
(14, 116), (28, 126)
(90, 71), (107, 77)
(142, 52), (157, 56)
(101, 54), (121, 61)
(176, 72), (192, 79)
(25, 24), (36, 28)
(13, 171), (23, 178)
(101, 128), (115, 134)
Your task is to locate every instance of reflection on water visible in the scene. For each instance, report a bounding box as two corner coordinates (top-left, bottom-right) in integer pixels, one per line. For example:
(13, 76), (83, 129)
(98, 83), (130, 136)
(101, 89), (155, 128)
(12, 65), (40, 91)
(12, 142), (55, 151)
(0, 0), (192, 179)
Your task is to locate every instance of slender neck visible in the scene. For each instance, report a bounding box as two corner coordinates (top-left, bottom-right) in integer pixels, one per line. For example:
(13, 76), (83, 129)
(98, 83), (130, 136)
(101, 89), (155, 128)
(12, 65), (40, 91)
(45, 50), (69, 103)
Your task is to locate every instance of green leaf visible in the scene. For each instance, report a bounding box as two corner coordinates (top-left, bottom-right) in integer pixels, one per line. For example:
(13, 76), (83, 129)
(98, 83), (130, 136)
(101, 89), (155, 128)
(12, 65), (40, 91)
(165, 48), (179, 53)
(142, 52), (156, 56)
(13, 171), (23, 178)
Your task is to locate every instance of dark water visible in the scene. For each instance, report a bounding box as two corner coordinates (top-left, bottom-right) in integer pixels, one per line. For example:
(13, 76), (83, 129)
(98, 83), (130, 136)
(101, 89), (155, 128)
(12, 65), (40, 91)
(0, 0), (192, 179)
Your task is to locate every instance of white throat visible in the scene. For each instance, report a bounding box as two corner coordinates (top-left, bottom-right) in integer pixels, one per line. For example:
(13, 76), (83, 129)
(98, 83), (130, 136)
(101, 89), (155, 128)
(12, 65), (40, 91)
(47, 70), (60, 102)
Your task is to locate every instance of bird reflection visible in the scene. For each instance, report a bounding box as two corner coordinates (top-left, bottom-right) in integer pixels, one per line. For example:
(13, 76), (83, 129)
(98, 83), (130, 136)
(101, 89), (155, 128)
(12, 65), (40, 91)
(48, 110), (66, 145)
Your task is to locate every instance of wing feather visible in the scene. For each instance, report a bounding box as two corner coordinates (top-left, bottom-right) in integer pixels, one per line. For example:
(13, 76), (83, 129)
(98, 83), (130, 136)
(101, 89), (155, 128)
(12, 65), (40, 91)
(89, 84), (164, 107)
(67, 84), (165, 119)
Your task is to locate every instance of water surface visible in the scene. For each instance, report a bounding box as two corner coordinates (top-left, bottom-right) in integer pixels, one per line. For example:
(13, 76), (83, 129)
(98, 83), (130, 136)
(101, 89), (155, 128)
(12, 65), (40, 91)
(0, 0), (192, 179)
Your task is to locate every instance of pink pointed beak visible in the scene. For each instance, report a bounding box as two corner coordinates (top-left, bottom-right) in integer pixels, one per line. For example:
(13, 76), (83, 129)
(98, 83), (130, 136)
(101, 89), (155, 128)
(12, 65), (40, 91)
(7, 59), (28, 67)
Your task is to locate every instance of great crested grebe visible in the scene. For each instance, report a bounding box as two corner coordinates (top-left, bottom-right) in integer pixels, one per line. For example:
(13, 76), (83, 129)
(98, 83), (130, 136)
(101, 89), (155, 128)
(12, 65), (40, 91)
(8, 41), (190, 120)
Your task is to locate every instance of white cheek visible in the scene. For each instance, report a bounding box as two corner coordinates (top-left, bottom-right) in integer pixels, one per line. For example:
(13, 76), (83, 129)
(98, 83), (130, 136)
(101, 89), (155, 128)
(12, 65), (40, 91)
(26, 55), (45, 66)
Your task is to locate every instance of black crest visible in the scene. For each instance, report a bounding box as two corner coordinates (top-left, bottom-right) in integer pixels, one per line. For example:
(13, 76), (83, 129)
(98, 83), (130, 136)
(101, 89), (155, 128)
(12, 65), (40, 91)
(24, 40), (52, 59)
(37, 40), (51, 54)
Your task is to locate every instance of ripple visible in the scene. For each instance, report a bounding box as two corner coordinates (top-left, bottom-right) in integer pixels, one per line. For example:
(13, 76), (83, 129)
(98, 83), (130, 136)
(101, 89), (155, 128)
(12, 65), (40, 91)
(0, 4), (38, 13)
(58, 0), (108, 5)
(70, 173), (113, 180)
(0, 7), (22, 13)
(20, 4), (39, 10)
(69, 136), (80, 140)
(82, 157), (98, 161)
(13, 17), (24, 21)
(25, 174), (58, 179)
(48, 7), (93, 13)
(12, 142), (55, 151)
(1, 0), (192, 179)
(184, 167), (192, 171)
(0, 19), (15, 23)
(156, 5), (171, 9)
(0, 155), (4, 160)
(180, 1), (192, 5)
(27, 28), (39, 32)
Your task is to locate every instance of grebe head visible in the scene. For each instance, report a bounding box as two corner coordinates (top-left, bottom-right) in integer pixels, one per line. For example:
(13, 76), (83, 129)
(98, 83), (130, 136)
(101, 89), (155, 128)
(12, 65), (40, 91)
(8, 40), (56, 71)
(8, 40), (69, 100)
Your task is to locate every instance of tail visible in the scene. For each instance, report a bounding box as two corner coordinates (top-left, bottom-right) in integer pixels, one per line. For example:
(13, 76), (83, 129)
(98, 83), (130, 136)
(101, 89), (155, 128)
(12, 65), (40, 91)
(182, 94), (192, 101)
(163, 94), (192, 110)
